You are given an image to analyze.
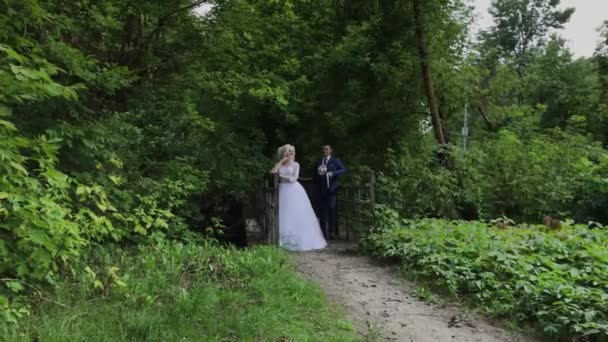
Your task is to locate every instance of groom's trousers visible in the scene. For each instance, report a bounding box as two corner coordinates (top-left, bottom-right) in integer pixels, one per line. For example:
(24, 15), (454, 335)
(319, 193), (338, 238)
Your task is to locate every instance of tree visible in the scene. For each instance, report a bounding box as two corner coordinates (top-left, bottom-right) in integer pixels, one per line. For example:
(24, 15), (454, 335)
(413, 0), (447, 146)
(591, 20), (608, 145)
(483, 0), (574, 74)
(469, 0), (575, 132)
(596, 21), (608, 103)
(524, 38), (600, 128)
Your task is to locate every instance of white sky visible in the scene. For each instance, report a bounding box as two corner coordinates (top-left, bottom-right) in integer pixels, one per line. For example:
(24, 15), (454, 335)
(194, 3), (213, 16)
(471, 0), (607, 57)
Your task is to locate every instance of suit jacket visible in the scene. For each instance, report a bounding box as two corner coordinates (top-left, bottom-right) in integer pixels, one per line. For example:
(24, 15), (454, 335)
(312, 156), (347, 195)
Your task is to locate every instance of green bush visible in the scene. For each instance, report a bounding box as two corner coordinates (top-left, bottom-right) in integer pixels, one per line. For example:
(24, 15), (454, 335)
(462, 129), (608, 223)
(378, 128), (608, 224)
(0, 43), (198, 324)
(0, 117), (192, 322)
(378, 143), (461, 218)
(364, 215), (608, 339)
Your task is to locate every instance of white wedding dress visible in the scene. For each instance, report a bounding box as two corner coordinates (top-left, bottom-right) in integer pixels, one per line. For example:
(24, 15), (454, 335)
(277, 162), (327, 251)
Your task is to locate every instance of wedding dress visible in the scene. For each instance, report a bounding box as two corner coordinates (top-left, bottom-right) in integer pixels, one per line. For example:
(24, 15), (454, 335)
(277, 162), (327, 251)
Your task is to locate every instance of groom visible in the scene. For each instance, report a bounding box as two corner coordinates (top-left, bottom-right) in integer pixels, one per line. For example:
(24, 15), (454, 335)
(312, 144), (347, 240)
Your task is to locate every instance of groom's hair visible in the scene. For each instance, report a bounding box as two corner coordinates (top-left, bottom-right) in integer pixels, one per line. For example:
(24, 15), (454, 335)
(322, 144), (332, 148)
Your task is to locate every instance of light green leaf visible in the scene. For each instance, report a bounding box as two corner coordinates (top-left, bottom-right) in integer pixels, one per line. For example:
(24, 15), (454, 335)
(0, 104), (12, 117)
(16, 264), (28, 276)
(0, 119), (17, 131)
(0, 45), (26, 62)
(76, 186), (88, 195)
(154, 218), (169, 229)
(108, 175), (123, 185)
(27, 229), (49, 245)
(43, 168), (68, 187)
(9, 161), (28, 174)
(5, 281), (24, 293)
(42, 83), (65, 97)
(10, 64), (40, 79)
(134, 224), (147, 235)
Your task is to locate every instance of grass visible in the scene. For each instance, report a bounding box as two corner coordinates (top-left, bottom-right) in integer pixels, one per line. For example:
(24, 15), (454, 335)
(5, 240), (357, 341)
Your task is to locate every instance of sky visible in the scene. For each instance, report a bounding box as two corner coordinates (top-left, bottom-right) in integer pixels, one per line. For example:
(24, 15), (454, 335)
(194, 3), (212, 16)
(471, 0), (607, 57)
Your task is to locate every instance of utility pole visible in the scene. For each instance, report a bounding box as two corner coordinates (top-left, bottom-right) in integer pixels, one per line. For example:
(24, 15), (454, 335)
(462, 103), (469, 152)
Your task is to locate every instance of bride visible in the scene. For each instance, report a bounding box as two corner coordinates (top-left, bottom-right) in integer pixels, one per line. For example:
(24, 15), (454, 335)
(270, 144), (327, 251)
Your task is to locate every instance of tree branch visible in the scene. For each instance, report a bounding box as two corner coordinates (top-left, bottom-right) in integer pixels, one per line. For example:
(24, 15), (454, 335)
(144, 0), (210, 43)
(476, 103), (494, 131)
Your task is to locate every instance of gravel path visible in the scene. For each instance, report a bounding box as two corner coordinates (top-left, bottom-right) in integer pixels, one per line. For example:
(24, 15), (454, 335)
(293, 241), (535, 342)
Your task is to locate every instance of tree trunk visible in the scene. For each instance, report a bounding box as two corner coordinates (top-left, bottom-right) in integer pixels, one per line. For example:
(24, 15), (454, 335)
(476, 103), (494, 130)
(413, 0), (447, 146)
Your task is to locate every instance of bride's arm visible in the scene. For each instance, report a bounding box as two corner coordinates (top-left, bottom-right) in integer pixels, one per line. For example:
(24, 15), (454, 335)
(278, 162), (299, 183)
(270, 162), (281, 174)
(278, 175), (292, 182)
(270, 157), (288, 174)
(291, 162), (300, 182)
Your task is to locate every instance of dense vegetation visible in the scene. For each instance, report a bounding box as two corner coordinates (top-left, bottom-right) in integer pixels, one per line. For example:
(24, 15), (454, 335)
(364, 212), (608, 339)
(8, 241), (356, 340)
(1, 0), (607, 339)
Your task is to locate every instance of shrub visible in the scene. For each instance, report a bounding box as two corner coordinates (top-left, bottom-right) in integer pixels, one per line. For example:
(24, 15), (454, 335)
(378, 129), (608, 224)
(364, 216), (608, 339)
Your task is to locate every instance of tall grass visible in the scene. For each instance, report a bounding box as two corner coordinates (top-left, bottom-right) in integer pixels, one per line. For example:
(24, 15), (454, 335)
(5, 241), (356, 341)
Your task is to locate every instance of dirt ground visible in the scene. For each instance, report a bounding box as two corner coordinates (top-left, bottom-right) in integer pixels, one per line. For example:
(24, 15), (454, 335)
(293, 241), (535, 342)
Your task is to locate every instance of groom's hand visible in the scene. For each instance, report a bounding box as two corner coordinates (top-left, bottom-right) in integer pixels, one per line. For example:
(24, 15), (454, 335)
(327, 172), (333, 177)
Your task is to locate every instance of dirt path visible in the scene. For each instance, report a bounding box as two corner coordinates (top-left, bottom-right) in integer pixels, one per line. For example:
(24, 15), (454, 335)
(293, 241), (534, 342)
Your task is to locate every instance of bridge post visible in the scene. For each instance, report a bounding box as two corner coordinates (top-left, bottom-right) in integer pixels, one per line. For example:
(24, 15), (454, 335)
(369, 171), (376, 229)
(263, 173), (280, 245)
(271, 173), (279, 245)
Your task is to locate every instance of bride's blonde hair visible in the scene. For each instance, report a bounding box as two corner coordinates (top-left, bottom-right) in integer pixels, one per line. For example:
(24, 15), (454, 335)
(276, 144), (295, 162)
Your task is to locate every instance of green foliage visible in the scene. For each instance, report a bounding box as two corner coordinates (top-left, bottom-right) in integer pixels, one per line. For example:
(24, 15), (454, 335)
(464, 129), (608, 222)
(364, 217), (608, 339)
(0, 115), (196, 323)
(482, 0), (575, 72)
(378, 127), (608, 223)
(2, 0), (608, 334)
(378, 142), (460, 218)
(4, 241), (357, 341)
(0, 0), (207, 323)
(524, 41), (601, 129)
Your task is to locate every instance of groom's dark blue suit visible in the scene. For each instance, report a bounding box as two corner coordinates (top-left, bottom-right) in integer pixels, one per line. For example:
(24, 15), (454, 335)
(312, 156), (347, 238)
